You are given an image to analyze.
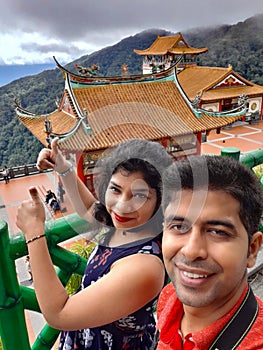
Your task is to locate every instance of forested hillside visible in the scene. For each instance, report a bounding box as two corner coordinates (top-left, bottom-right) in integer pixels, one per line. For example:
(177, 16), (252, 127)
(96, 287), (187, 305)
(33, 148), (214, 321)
(185, 13), (263, 85)
(0, 13), (262, 167)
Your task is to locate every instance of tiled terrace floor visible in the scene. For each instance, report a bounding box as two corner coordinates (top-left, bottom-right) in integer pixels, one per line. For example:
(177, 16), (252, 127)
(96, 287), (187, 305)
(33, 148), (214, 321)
(201, 120), (263, 155)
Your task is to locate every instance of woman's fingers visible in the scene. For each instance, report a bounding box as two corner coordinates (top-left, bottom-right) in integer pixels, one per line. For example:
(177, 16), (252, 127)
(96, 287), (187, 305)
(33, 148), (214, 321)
(28, 186), (42, 204)
(36, 137), (58, 170)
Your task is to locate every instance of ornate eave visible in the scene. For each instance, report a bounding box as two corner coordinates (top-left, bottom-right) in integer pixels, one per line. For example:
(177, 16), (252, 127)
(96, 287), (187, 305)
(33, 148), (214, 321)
(169, 47), (208, 55)
(134, 33), (208, 56)
(53, 56), (176, 86)
(172, 66), (247, 118)
(178, 65), (263, 102)
(15, 98), (78, 145)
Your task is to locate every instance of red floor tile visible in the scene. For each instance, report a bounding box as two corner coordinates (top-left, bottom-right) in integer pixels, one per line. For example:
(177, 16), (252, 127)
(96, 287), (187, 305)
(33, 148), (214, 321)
(0, 173), (56, 204)
(202, 121), (263, 155)
(0, 172), (74, 234)
(201, 143), (222, 155)
(209, 137), (262, 153)
(241, 132), (263, 144)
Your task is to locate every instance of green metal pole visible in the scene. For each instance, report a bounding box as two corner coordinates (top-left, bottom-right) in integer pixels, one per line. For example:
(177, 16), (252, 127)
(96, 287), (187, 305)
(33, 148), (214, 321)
(31, 324), (60, 350)
(0, 220), (31, 350)
(0, 214), (92, 350)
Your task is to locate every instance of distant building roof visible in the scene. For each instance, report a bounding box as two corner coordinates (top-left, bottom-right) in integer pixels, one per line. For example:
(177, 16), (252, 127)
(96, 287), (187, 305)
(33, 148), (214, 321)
(134, 33), (208, 56)
(178, 65), (263, 102)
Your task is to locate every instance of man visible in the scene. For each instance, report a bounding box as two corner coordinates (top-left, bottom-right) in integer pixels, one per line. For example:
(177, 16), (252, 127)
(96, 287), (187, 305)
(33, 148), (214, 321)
(157, 155), (263, 349)
(1, 166), (9, 184)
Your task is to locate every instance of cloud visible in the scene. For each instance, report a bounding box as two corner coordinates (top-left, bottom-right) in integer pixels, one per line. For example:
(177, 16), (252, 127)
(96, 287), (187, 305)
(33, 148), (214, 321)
(0, 0), (262, 64)
(20, 42), (86, 56)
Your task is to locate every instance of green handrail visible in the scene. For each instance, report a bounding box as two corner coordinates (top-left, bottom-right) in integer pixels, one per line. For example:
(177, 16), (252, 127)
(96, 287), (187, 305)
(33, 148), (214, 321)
(0, 213), (92, 350)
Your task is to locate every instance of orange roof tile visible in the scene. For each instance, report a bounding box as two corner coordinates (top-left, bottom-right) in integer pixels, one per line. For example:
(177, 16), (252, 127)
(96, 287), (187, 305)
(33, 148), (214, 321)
(178, 66), (231, 99)
(201, 85), (263, 101)
(17, 110), (77, 145)
(17, 79), (240, 152)
(178, 66), (263, 101)
(134, 34), (207, 56)
(169, 47), (208, 54)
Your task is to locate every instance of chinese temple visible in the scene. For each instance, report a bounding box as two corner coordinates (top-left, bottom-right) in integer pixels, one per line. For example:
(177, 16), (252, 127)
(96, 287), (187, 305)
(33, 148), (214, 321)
(16, 55), (245, 191)
(134, 32), (208, 74)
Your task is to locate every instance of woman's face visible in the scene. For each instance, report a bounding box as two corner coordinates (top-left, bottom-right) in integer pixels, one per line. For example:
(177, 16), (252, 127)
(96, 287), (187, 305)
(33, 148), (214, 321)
(105, 170), (158, 230)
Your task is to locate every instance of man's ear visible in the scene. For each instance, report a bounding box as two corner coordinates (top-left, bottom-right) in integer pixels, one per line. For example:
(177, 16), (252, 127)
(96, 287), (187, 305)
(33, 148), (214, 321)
(247, 231), (262, 268)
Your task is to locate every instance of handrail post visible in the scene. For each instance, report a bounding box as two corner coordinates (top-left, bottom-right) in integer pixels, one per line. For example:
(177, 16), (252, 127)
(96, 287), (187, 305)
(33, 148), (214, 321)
(0, 220), (31, 350)
(0, 214), (92, 349)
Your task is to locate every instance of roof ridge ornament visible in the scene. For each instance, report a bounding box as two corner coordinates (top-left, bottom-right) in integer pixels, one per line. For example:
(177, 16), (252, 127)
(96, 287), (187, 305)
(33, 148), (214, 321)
(238, 93), (249, 106)
(192, 94), (201, 109)
(82, 108), (92, 135)
(75, 63), (99, 77)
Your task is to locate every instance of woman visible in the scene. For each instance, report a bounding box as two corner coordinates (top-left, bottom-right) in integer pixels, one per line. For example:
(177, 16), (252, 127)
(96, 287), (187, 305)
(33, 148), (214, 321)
(16, 138), (172, 349)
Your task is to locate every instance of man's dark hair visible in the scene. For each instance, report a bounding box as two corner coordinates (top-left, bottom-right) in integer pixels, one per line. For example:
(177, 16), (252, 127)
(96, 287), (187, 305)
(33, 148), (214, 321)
(162, 155), (263, 238)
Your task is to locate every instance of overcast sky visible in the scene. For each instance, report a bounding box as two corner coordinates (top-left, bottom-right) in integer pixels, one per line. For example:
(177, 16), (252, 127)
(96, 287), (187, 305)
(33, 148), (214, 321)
(0, 0), (262, 65)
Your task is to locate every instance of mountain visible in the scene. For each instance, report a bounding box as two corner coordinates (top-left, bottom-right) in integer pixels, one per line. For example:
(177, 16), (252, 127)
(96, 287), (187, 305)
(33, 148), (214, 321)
(0, 14), (263, 167)
(184, 13), (263, 85)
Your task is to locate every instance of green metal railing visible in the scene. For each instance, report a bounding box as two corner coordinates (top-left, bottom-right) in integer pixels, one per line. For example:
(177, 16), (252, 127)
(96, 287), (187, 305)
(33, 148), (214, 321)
(0, 213), (91, 350)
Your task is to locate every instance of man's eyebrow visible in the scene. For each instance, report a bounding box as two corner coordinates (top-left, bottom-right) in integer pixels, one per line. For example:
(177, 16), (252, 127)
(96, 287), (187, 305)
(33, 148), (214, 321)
(163, 217), (236, 230)
(206, 220), (235, 229)
(164, 215), (185, 224)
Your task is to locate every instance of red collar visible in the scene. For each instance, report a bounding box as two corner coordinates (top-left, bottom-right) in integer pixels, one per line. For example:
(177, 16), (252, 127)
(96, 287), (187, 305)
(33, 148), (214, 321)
(157, 283), (249, 349)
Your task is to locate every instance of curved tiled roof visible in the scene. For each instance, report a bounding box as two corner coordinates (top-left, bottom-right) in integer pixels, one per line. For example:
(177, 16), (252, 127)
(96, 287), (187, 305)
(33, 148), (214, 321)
(17, 110), (77, 145)
(178, 66), (263, 101)
(201, 85), (263, 101)
(17, 78), (240, 152)
(134, 34), (208, 56)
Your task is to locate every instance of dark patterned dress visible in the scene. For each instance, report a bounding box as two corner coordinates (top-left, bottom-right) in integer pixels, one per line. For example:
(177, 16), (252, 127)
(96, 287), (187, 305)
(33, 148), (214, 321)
(58, 235), (164, 349)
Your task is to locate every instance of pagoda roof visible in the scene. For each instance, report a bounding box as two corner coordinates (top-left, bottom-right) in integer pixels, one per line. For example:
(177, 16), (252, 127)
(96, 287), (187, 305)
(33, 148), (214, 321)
(134, 33), (208, 56)
(16, 64), (243, 153)
(178, 65), (263, 102)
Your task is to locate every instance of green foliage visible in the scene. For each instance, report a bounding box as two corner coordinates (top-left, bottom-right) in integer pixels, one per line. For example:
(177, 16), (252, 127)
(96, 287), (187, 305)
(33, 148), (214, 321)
(185, 14), (263, 85)
(1, 14), (263, 167)
(0, 69), (64, 167)
(253, 164), (263, 179)
(65, 241), (95, 295)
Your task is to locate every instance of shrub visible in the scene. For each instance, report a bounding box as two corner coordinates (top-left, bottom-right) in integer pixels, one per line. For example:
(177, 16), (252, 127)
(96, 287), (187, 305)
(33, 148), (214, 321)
(65, 241), (95, 295)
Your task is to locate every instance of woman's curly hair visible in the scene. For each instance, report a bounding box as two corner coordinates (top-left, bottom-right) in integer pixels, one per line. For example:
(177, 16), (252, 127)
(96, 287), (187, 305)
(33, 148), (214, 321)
(93, 138), (173, 230)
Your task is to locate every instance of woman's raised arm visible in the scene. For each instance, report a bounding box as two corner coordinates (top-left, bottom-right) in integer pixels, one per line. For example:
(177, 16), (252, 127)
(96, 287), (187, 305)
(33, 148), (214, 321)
(36, 138), (96, 220)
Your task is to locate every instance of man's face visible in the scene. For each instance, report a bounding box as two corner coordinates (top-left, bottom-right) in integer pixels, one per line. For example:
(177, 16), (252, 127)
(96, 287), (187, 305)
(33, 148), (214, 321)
(163, 189), (262, 312)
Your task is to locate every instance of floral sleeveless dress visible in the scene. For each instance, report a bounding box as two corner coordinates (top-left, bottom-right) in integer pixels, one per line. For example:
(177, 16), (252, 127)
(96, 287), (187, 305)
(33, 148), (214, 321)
(58, 235), (164, 349)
